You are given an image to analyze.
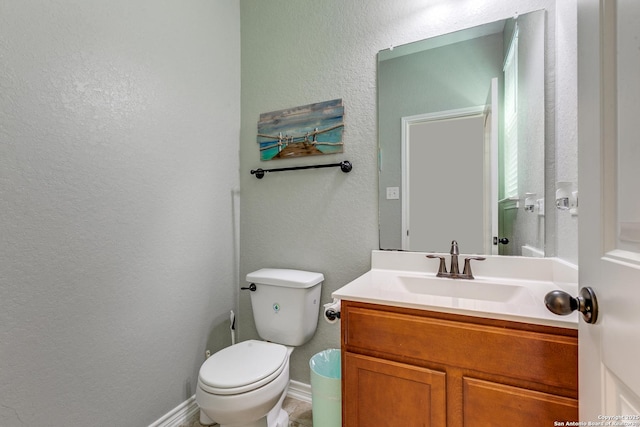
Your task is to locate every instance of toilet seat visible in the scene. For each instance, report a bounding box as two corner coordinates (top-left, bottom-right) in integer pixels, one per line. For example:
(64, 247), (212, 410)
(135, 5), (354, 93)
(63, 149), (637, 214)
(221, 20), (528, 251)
(198, 340), (288, 395)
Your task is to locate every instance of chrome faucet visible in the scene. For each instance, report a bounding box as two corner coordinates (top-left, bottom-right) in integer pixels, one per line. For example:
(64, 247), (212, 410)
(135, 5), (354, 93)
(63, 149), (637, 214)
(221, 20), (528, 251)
(426, 240), (485, 279)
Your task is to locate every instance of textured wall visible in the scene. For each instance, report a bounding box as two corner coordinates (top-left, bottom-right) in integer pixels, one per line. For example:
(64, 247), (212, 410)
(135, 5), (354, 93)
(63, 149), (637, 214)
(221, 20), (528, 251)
(239, 0), (576, 385)
(555, 0), (579, 265)
(239, 0), (382, 385)
(0, 1), (240, 425)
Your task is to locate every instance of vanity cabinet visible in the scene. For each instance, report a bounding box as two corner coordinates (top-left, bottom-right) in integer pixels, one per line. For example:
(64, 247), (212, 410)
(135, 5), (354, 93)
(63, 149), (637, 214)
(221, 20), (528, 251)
(341, 301), (578, 426)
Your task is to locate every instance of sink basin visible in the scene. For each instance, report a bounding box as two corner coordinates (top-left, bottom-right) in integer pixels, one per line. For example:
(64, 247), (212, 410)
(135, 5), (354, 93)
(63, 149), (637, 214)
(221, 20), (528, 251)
(331, 251), (580, 328)
(397, 275), (529, 303)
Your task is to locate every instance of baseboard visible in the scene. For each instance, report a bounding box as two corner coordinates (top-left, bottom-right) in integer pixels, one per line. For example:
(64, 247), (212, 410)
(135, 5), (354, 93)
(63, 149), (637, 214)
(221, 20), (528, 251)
(149, 380), (313, 426)
(148, 395), (199, 427)
(287, 380), (312, 403)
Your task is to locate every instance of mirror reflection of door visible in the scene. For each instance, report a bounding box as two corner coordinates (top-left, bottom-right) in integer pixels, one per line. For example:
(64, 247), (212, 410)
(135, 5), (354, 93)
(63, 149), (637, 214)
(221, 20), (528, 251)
(403, 108), (487, 253)
(498, 208), (515, 255)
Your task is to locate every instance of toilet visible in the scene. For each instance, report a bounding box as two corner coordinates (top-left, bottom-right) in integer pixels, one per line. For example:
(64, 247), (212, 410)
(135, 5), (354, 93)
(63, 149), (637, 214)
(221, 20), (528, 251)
(196, 268), (324, 427)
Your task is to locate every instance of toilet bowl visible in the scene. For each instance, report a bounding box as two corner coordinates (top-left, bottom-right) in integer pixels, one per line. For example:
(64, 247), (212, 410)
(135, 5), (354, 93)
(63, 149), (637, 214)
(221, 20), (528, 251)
(196, 340), (293, 427)
(196, 268), (324, 427)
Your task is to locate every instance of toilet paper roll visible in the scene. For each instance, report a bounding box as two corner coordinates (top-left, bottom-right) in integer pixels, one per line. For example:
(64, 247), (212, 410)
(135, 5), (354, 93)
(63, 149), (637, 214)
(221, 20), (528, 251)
(323, 299), (341, 324)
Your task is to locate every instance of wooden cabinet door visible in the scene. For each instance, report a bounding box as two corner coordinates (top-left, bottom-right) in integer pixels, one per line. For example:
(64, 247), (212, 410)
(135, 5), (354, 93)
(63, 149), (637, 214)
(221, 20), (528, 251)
(463, 377), (578, 426)
(344, 352), (446, 427)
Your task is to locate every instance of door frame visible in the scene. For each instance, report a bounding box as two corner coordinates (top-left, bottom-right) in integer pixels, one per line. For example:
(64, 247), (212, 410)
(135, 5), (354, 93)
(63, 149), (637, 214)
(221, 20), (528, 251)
(401, 105), (492, 251)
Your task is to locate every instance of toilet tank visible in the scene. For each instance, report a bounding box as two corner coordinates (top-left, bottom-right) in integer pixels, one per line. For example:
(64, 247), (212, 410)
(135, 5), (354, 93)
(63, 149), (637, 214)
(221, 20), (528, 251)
(246, 268), (324, 346)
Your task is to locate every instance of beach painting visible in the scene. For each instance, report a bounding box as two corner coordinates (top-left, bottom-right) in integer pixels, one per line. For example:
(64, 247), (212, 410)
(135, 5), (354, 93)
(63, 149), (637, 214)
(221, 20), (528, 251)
(257, 99), (344, 161)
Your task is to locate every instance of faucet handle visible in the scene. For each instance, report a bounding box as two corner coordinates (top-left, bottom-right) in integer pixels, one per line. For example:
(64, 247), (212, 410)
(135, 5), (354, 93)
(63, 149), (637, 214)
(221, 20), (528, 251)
(450, 240), (459, 255)
(462, 256), (486, 279)
(426, 254), (448, 276)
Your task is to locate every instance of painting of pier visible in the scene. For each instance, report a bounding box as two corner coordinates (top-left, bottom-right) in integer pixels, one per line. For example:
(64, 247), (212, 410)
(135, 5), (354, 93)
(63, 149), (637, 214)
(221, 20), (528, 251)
(257, 99), (344, 161)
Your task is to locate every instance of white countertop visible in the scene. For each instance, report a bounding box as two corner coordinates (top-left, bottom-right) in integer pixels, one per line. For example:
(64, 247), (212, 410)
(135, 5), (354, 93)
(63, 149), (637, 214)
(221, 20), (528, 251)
(332, 250), (579, 329)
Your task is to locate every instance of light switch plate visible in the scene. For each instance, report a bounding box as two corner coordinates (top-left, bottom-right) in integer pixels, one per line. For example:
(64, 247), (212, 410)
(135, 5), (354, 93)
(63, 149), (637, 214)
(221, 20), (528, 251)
(386, 187), (400, 200)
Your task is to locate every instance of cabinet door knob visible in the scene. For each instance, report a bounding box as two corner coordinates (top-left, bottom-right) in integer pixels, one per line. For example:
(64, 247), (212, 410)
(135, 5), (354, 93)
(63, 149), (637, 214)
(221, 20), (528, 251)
(544, 287), (598, 324)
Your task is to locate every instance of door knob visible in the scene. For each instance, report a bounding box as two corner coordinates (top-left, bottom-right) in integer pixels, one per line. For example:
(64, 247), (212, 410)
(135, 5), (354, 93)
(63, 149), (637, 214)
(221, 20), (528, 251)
(544, 287), (598, 324)
(493, 237), (510, 245)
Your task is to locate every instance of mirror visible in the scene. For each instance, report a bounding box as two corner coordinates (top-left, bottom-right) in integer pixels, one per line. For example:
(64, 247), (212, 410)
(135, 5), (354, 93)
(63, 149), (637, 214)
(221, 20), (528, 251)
(378, 10), (546, 256)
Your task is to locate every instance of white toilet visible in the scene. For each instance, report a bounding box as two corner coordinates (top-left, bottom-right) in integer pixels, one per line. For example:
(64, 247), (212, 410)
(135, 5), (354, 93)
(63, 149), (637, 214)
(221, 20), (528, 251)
(196, 268), (324, 427)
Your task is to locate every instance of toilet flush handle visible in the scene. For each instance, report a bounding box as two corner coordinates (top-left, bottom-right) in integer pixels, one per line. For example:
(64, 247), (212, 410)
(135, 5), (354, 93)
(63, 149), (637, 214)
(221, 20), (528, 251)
(241, 283), (257, 291)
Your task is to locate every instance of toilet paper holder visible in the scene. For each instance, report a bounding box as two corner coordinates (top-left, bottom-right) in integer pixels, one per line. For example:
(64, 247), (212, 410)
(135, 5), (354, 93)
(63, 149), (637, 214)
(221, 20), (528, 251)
(325, 308), (341, 321)
(323, 299), (341, 323)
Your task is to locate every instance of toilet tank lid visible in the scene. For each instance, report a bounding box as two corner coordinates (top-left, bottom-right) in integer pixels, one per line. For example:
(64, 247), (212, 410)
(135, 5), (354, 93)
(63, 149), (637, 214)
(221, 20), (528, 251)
(246, 268), (324, 288)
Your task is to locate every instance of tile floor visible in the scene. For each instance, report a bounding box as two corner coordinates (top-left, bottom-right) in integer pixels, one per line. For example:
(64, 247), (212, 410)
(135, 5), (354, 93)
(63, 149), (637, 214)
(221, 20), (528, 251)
(180, 396), (313, 427)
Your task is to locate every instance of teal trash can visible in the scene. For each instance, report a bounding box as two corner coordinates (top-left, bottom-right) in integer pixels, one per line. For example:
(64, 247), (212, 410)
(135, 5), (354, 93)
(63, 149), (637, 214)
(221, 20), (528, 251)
(309, 349), (342, 427)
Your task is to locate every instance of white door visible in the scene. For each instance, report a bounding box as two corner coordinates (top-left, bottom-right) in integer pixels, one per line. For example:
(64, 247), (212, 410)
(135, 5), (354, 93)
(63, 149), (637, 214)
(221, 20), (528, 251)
(578, 0), (640, 421)
(402, 108), (485, 253)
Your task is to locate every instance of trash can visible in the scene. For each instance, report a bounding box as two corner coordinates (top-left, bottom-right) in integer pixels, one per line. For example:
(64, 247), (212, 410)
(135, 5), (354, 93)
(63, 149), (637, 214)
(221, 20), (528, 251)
(309, 349), (342, 427)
